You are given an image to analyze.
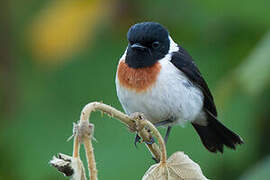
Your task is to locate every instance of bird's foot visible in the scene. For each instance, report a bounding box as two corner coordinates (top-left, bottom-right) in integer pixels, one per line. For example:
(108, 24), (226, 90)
(144, 137), (155, 145)
(134, 133), (141, 147)
(134, 133), (155, 147)
(164, 126), (172, 145)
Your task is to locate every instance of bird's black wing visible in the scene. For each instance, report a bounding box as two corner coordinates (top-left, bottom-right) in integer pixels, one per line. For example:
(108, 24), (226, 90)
(171, 46), (244, 153)
(170, 46), (217, 117)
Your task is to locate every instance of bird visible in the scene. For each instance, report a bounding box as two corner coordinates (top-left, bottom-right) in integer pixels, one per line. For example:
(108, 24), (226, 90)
(115, 22), (243, 153)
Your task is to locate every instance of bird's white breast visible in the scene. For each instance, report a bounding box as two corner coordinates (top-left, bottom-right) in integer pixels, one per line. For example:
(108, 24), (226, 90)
(116, 56), (204, 126)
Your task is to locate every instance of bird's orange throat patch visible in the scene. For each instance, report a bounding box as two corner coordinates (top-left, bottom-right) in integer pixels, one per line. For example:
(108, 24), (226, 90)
(117, 60), (161, 92)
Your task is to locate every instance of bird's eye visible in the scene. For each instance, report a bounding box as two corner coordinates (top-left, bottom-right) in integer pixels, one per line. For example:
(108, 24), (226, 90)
(152, 41), (160, 49)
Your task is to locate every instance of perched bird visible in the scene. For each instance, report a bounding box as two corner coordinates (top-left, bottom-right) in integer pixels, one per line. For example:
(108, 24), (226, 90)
(115, 22), (243, 153)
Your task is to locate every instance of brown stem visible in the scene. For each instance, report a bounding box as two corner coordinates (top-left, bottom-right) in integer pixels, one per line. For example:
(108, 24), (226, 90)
(141, 120), (167, 164)
(80, 102), (134, 127)
(73, 136), (80, 158)
(138, 127), (161, 162)
(72, 102), (167, 180)
(79, 102), (164, 162)
(84, 138), (97, 180)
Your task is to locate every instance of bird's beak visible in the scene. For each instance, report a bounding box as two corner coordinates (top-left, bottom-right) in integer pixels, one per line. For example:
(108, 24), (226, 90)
(131, 43), (147, 51)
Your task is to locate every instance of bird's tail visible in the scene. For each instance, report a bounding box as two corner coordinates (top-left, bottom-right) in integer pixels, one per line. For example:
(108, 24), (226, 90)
(192, 111), (244, 153)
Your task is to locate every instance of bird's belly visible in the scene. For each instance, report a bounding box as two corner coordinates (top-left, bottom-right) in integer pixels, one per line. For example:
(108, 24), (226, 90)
(116, 60), (204, 126)
(117, 86), (174, 124)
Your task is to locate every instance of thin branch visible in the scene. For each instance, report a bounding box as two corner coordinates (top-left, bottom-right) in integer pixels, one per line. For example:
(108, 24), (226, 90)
(138, 126), (161, 162)
(76, 120), (97, 180)
(51, 103), (209, 180)
(84, 138), (97, 180)
(79, 102), (162, 162)
(140, 120), (167, 164)
(80, 102), (134, 127)
(73, 136), (80, 158)
(55, 101), (167, 180)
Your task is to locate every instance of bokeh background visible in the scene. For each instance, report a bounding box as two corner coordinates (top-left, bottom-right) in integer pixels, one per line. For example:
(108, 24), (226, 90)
(1, 0), (270, 179)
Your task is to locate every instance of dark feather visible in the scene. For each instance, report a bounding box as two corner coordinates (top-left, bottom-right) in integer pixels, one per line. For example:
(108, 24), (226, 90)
(192, 110), (244, 153)
(170, 45), (244, 152)
(170, 46), (217, 116)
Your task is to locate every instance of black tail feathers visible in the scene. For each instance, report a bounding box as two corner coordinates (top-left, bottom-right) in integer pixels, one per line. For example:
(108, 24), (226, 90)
(192, 113), (244, 153)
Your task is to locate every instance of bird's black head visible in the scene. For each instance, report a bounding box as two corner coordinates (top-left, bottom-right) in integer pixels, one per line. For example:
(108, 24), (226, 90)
(125, 22), (170, 68)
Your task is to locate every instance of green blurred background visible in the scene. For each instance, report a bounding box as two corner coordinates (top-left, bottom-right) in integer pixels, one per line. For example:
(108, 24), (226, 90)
(1, 0), (270, 179)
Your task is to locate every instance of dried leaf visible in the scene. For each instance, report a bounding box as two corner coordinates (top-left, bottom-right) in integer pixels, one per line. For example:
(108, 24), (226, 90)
(50, 153), (86, 180)
(142, 151), (208, 180)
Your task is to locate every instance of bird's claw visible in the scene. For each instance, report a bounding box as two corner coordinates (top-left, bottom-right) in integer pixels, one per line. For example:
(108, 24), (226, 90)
(134, 134), (155, 147)
(144, 137), (155, 145)
(134, 133), (141, 148)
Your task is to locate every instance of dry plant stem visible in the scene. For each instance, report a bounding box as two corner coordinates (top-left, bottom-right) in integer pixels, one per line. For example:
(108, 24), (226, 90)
(84, 139), (97, 180)
(138, 128), (161, 162)
(80, 102), (133, 127)
(73, 136), (80, 158)
(75, 102), (167, 180)
(79, 102), (161, 161)
(141, 120), (167, 164)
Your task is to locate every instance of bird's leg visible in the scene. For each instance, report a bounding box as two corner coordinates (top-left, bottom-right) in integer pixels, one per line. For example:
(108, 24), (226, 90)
(154, 119), (172, 127)
(154, 119), (173, 144)
(164, 126), (172, 144)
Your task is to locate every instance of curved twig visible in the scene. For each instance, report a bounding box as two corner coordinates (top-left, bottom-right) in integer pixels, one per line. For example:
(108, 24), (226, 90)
(73, 102), (168, 179)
